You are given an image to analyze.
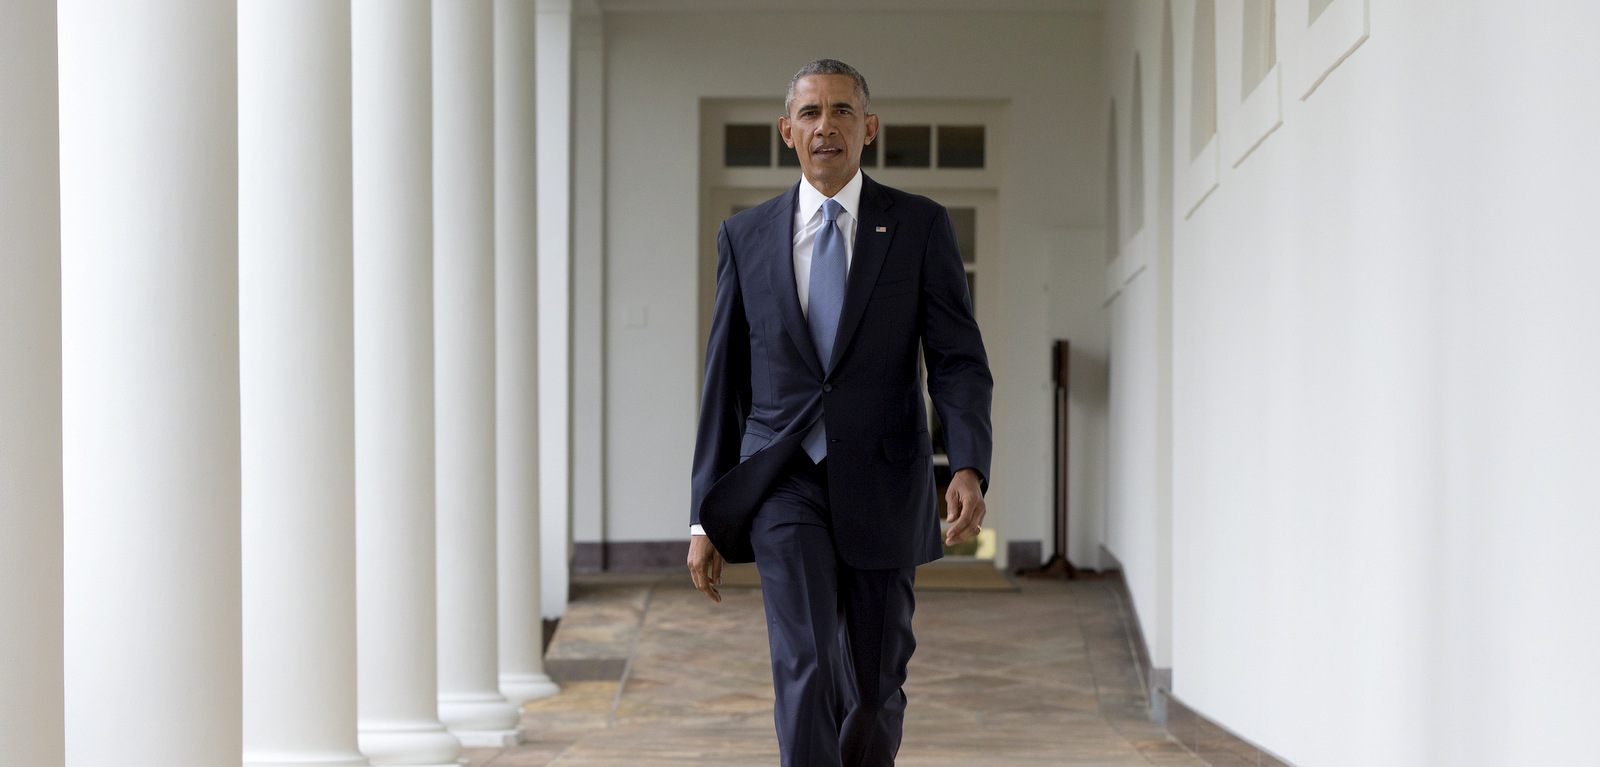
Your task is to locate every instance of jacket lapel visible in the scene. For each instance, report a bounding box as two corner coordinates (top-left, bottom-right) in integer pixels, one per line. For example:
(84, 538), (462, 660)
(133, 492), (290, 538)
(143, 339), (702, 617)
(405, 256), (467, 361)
(759, 183), (825, 379)
(828, 174), (895, 373)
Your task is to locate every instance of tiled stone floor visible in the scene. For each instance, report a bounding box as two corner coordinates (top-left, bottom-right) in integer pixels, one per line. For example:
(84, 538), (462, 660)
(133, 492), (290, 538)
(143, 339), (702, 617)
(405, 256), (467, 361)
(463, 569), (1208, 767)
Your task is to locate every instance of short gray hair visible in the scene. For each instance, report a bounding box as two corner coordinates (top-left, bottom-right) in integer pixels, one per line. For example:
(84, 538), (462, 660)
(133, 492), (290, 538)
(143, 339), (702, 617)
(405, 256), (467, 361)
(784, 59), (871, 117)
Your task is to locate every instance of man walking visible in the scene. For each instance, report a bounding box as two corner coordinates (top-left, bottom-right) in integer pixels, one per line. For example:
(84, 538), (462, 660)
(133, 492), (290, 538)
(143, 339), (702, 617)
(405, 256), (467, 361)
(688, 59), (993, 767)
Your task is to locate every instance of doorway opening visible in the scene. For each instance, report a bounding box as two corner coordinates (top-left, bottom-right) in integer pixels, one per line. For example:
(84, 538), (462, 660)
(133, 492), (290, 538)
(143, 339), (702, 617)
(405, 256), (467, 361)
(700, 97), (1007, 560)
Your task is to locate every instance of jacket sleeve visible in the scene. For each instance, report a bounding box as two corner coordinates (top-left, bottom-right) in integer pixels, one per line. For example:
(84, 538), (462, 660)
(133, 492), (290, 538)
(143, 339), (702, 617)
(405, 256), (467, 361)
(920, 207), (994, 491)
(690, 222), (753, 526)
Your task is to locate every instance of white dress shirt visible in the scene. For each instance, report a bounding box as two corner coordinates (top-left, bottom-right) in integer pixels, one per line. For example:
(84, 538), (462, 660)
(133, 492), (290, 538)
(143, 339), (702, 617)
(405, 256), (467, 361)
(692, 171), (864, 538)
(792, 169), (862, 318)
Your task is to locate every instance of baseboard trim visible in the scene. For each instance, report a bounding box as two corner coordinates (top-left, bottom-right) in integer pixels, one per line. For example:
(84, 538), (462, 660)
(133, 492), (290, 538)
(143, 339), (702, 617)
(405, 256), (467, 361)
(573, 542), (603, 573)
(1097, 542), (1123, 573)
(1162, 690), (1299, 767)
(1006, 540), (1042, 571)
(572, 540), (687, 572)
(1098, 546), (1298, 767)
(1097, 550), (1155, 706)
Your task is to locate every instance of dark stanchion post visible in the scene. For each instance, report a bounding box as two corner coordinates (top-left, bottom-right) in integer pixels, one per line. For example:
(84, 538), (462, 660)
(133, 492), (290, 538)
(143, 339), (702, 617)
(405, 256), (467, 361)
(1025, 339), (1078, 579)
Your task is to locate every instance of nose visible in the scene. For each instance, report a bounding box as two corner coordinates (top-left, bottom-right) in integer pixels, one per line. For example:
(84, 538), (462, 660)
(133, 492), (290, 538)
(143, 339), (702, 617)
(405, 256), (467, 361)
(814, 113), (838, 137)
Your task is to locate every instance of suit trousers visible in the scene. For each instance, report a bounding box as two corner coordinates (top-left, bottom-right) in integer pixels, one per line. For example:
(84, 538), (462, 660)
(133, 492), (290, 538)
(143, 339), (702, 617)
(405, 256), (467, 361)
(751, 453), (918, 767)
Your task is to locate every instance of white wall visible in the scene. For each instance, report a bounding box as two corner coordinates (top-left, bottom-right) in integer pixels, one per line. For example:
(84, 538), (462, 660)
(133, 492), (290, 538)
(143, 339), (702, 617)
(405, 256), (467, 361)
(1100, 2), (1178, 674)
(1105, 250), (1166, 660)
(1105, 1), (1600, 765)
(598, 8), (1107, 554)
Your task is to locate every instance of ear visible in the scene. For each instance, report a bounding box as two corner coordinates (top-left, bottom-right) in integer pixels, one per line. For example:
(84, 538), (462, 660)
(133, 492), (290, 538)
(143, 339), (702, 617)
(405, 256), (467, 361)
(864, 113), (880, 145)
(779, 116), (795, 148)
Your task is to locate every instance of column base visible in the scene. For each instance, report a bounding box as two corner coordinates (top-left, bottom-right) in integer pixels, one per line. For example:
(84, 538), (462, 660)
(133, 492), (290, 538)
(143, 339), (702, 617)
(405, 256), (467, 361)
(243, 755), (370, 767)
(357, 721), (462, 766)
(499, 672), (561, 705)
(447, 726), (524, 749)
(438, 691), (522, 734)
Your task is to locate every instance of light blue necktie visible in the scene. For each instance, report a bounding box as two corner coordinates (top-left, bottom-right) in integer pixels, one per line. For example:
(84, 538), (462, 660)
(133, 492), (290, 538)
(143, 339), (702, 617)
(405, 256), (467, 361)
(802, 199), (847, 463)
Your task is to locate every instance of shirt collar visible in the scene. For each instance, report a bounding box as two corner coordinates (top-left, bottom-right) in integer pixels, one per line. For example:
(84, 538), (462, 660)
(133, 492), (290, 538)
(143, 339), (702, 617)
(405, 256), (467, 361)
(797, 168), (864, 225)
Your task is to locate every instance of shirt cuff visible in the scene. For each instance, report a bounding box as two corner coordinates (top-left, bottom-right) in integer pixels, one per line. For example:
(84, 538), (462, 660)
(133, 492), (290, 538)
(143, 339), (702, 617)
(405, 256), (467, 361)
(690, 524), (706, 537)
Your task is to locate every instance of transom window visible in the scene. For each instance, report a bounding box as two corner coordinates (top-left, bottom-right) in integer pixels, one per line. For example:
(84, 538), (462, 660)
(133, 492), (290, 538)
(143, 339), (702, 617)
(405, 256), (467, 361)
(723, 123), (986, 170)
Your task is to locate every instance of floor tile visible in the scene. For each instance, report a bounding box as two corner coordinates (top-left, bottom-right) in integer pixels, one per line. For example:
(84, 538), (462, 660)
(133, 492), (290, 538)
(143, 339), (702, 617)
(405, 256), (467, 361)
(477, 574), (1210, 766)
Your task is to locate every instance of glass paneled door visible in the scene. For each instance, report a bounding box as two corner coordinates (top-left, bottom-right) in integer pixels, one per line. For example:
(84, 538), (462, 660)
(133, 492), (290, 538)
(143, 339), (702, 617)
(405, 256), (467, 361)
(909, 191), (997, 560)
(702, 187), (999, 560)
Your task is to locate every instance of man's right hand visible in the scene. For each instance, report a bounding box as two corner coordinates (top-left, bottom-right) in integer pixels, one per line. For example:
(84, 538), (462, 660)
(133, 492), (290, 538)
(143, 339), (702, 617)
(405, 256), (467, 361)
(687, 534), (724, 604)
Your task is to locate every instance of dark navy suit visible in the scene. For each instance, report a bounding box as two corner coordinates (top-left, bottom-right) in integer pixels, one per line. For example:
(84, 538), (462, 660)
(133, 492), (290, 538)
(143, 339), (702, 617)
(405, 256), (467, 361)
(690, 174), (992, 766)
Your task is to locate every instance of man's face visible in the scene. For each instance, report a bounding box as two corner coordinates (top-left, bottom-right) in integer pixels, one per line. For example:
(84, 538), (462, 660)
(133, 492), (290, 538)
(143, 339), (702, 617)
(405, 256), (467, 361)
(780, 74), (880, 194)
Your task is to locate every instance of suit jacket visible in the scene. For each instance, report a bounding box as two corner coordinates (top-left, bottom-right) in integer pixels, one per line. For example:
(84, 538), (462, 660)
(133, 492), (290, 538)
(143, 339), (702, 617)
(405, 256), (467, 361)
(690, 174), (993, 570)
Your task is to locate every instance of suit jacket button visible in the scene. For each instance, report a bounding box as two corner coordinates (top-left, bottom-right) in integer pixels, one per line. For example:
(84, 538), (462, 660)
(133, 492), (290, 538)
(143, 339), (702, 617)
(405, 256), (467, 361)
(822, 383), (833, 393)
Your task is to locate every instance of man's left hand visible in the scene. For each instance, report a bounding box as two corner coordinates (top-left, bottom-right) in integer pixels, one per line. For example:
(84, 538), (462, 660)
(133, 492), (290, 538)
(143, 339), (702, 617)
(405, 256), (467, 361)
(944, 468), (987, 546)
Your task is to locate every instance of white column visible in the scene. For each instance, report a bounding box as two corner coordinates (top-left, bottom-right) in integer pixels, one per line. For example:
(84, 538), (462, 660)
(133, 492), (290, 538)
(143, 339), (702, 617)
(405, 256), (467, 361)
(433, 0), (525, 746)
(536, 0), (575, 621)
(58, 2), (241, 766)
(570, 8), (607, 556)
(352, 1), (463, 764)
(0, 2), (63, 765)
(495, 0), (562, 707)
(239, 2), (367, 766)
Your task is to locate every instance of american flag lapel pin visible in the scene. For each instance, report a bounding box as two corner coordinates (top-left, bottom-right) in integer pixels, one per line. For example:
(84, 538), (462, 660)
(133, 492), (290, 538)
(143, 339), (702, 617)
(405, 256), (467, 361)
(876, 226), (887, 233)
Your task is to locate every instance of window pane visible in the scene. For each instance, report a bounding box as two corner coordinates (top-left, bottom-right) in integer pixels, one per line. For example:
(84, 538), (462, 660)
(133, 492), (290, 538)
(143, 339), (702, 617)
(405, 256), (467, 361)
(724, 124), (771, 167)
(884, 125), (931, 167)
(937, 125), (985, 168)
(778, 141), (801, 167)
(861, 139), (878, 167)
(948, 207), (976, 264)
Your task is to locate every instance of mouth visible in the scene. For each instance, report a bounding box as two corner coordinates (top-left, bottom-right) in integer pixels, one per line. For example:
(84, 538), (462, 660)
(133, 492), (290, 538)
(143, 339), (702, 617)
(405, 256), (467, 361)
(810, 144), (843, 161)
